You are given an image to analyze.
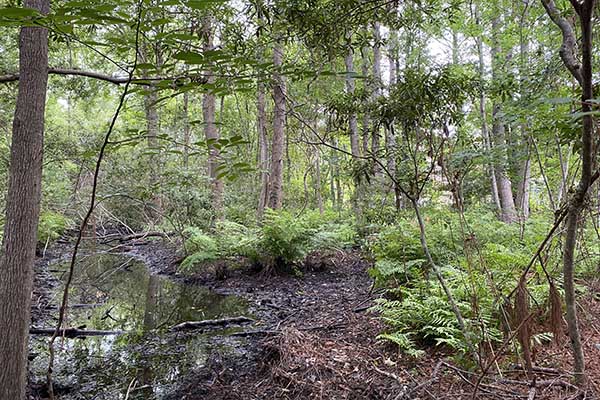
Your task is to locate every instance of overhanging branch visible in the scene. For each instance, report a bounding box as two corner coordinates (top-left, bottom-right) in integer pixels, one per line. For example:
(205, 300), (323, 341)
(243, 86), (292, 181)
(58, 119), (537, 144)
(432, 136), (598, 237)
(0, 67), (207, 86)
(540, 0), (583, 85)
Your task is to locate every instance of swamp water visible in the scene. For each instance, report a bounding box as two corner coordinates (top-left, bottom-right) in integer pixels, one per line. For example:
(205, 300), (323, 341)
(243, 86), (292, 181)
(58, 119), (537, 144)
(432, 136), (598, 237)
(30, 252), (250, 399)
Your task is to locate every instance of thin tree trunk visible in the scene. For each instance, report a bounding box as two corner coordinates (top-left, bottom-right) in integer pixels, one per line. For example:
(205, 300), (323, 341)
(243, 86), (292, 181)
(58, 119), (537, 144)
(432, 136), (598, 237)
(516, 5), (531, 221)
(556, 136), (571, 207)
(201, 16), (224, 218)
(0, 0), (49, 397)
(257, 79), (269, 218)
(140, 40), (163, 222)
(314, 146), (324, 215)
(541, 0), (596, 384)
(267, 39), (286, 209)
(345, 31), (363, 216)
(371, 21), (382, 171)
(562, 2), (595, 384)
(475, 4), (502, 212)
(182, 91), (190, 168)
(360, 44), (370, 156)
(387, 28), (401, 210)
(491, 16), (517, 223)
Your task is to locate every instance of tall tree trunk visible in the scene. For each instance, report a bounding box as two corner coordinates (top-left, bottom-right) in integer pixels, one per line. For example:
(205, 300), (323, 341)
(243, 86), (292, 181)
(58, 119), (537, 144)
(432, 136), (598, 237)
(475, 4), (502, 212)
(201, 16), (224, 219)
(516, 3), (531, 220)
(371, 21), (382, 172)
(182, 91), (190, 169)
(267, 39), (286, 209)
(387, 28), (402, 210)
(360, 44), (370, 156)
(0, 0), (49, 397)
(257, 79), (269, 218)
(491, 15), (517, 223)
(345, 31), (363, 216)
(144, 74), (161, 221)
(314, 146), (324, 215)
(562, 1), (595, 384)
(139, 39), (163, 222)
(541, 0), (596, 384)
(345, 33), (360, 158)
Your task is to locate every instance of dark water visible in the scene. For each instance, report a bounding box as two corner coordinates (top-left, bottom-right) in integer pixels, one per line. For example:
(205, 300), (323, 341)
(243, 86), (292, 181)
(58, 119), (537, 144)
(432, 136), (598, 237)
(30, 252), (249, 399)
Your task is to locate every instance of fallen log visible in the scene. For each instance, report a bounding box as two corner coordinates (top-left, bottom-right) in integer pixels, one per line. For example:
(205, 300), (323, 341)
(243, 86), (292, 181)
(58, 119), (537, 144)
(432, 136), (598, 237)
(30, 327), (124, 338)
(99, 231), (173, 243)
(170, 316), (254, 331)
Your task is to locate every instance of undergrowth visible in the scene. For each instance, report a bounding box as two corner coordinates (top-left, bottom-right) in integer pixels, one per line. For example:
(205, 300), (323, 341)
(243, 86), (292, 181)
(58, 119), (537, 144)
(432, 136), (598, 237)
(369, 207), (567, 360)
(180, 209), (358, 273)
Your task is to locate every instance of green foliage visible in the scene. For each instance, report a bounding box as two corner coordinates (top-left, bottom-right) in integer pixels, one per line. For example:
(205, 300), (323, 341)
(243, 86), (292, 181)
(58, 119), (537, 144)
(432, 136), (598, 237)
(180, 210), (358, 273)
(259, 209), (313, 266)
(370, 207), (558, 358)
(37, 211), (70, 245)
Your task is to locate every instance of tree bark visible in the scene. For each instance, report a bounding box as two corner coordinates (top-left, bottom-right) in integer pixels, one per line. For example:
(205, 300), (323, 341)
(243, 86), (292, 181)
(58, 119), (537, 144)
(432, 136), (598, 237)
(345, 31), (363, 216)
(562, 1), (595, 384)
(360, 44), (370, 156)
(474, 5), (501, 212)
(267, 39), (286, 209)
(201, 16), (224, 218)
(314, 146), (324, 214)
(142, 55), (162, 221)
(182, 91), (191, 169)
(541, 0), (596, 384)
(491, 15), (518, 223)
(0, 0), (49, 398)
(371, 21), (382, 171)
(516, 4), (531, 221)
(387, 28), (402, 210)
(257, 79), (269, 218)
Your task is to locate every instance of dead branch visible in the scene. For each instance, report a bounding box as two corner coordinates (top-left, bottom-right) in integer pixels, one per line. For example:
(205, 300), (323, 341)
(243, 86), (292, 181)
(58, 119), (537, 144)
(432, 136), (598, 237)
(30, 327), (124, 338)
(0, 67), (207, 86)
(171, 316), (254, 331)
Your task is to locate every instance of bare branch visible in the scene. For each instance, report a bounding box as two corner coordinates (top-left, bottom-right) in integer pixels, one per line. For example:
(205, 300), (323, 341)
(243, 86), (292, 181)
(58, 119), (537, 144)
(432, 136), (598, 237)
(540, 0), (583, 85)
(0, 67), (207, 86)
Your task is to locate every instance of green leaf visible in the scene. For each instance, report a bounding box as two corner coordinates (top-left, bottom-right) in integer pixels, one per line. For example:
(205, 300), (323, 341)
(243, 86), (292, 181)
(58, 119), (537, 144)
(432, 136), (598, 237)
(0, 7), (39, 18)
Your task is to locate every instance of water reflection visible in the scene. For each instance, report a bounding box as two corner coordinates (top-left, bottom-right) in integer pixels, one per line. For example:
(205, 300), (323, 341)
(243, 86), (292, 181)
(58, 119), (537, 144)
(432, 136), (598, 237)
(31, 253), (249, 399)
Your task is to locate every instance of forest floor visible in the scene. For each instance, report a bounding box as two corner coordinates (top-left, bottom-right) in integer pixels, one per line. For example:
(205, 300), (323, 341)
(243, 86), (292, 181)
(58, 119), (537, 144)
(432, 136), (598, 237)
(30, 235), (600, 399)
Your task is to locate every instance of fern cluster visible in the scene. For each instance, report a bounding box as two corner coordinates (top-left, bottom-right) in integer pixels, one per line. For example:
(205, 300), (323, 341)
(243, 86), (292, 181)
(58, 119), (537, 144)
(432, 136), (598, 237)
(181, 209), (358, 273)
(370, 207), (560, 358)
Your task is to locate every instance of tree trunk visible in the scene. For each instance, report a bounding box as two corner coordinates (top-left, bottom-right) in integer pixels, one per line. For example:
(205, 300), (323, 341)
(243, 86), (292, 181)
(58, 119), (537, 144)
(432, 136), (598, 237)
(143, 73), (162, 221)
(541, 0), (596, 384)
(371, 21), (382, 170)
(387, 29), (402, 210)
(345, 31), (363, 216)
(314, 146), (324, 215)
(267, 39), (286, 209)
(491, 16), (517, 223)
(257, 79), (269, 218)
(516, 5), (531, 221)
(182, 91), (190, 169)
(475, 4), (502, 212)
(360, 44), (370, 156)
(0, 0), (49, 397)
(201, 16), (224, 218)
(562, 1), (595, 384)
